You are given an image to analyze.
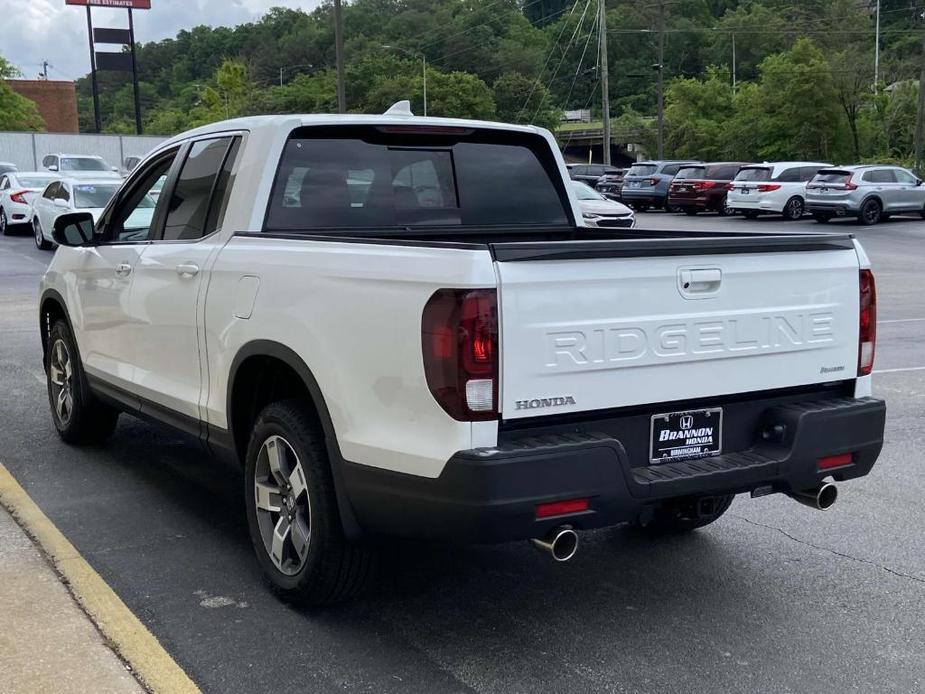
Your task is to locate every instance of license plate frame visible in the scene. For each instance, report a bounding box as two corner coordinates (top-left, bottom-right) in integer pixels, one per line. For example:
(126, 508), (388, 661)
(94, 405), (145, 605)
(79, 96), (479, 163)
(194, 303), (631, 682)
(649, 407), (723, 464)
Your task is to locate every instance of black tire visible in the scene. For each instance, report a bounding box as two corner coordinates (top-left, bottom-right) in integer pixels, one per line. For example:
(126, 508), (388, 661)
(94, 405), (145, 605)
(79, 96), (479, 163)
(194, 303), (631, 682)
(812, 213), (832, 223)
(244, 399), (375, 606)
(858, 198), (881, 226)
(46, 320), (119, 444)
(665, 202), (681, 213)
(920, 204), (925, 220)
(635, 494), (735, 534)
(782, 196), (804, 221)
(716, 197), (731, 216)
(682, 207), (698, 216)
(34, 218), (51, 250)
(631, 203), (649, 212)
(0, 208), (10, 236)
(742, 210), (759, 220)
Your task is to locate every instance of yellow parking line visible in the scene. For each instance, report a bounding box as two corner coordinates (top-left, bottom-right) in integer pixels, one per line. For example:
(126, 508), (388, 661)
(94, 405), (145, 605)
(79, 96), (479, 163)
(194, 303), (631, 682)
(0, 463), (200, 694)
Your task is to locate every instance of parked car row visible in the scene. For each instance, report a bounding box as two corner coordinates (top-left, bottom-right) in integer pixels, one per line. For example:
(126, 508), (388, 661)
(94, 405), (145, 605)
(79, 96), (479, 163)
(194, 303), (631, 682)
(575, 158), (925, 225)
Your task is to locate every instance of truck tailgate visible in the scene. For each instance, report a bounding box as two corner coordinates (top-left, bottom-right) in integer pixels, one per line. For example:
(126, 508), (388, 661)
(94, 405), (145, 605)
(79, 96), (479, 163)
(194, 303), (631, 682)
(494, 235), (860, 419)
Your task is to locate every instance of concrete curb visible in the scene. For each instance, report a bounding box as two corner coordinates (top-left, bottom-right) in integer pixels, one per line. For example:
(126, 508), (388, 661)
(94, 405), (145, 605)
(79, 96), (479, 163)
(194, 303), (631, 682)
(0, 463), (200, 694)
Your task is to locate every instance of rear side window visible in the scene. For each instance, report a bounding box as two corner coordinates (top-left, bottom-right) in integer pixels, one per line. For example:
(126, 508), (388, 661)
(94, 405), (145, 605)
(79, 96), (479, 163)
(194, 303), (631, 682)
(862, 169), (896, 183)
(265, 126), (570, 230)
(776, 167), (801, 183)
(627, 164), (657, 177)
(735, 167), (770, 182)
(674, 166), (705, 180)
(43, 183), (58, 199)
(661, 164), (682, 176)
(162, 137), (233, 241)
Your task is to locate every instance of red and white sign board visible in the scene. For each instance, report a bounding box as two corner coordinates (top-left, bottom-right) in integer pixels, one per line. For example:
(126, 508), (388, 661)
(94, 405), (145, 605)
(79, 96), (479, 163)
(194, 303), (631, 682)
(66, 0), (152, 9)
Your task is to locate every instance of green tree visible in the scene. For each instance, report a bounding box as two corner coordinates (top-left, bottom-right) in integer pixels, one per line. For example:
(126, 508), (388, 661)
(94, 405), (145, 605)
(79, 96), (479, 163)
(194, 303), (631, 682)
(365, 69), (495, 119)
(0, 56), (45, 131)
(492, 72), (559, 130)
(663, 66), (735, 159)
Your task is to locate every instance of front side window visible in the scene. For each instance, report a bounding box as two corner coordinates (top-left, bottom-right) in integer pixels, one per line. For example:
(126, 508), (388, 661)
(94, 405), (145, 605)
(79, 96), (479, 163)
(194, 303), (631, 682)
(265, 127), (569, 231)
(74, 183), (119, 209)
(894, 169), (916, 184)
(162, 137), (233, 241)
(107, 150), (178, 242)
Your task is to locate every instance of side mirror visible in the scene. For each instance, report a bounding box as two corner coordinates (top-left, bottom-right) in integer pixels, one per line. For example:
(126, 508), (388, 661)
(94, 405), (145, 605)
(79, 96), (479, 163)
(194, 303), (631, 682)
(54, 197), (69, 209)
(916, 179), (923, 187)
(52, 212), (95, 247)
(47, 165), (58, 172)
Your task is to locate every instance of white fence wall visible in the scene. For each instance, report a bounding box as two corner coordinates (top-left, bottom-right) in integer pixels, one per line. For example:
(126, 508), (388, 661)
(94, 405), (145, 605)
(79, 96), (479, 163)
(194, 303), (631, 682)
(0, 132), (167, 172)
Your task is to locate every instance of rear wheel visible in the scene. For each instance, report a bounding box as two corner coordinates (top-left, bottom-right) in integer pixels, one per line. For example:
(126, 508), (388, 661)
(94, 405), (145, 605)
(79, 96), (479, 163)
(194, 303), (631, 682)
(858, 198), (881, 226)
(34, 218), (51, 250)
(665, 202), (681, 213)
(0, 208), (9, 236)
(635, 494), (735, 534)
(46, 320), (119, 444)
(812, 213), (833, 223)
(244, 400), (375, 606)
(782, 196), (804, 221)
(683, 207), (698, 216)
(717, 197), (732, 216)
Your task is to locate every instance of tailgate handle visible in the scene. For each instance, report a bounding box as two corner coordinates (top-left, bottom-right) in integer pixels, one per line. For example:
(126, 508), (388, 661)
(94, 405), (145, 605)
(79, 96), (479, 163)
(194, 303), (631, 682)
(679, 268), (722, 297)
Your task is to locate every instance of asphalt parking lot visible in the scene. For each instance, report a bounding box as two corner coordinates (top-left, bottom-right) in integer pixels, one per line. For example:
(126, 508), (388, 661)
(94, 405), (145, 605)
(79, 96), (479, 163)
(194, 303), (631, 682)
(1, 211), (923, 693)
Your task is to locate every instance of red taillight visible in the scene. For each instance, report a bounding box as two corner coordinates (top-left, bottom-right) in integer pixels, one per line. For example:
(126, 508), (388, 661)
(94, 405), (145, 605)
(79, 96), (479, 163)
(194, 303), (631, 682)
(725, 183), (735, 191)
(536, 498), (589, 519)
(756, 183), (781, 192)
(858, 269), (876, 376)
(844, 177), (858, 191)
(818, 453), (853, 471)
(422, 288), (498, 421)
(10, 191), (28, 204)
(646, 177), (659, 186)
(695, 181), (718, 190)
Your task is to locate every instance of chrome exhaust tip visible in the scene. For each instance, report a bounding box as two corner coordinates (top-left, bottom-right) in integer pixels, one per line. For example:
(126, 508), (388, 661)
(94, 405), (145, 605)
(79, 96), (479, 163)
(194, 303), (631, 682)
(531, 526), (579, 562)
(788, 482), (838, 511)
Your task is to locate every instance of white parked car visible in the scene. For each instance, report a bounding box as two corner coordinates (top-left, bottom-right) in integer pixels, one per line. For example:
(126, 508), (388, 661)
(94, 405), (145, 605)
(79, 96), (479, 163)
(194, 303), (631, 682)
(41, 154), (121, 180)
(727, 162), (831, 220)
(31, 178), (123, 250)
(0, 171), (60, 235)
(572, 181), (635, 227)
(39, 109), (885, 605)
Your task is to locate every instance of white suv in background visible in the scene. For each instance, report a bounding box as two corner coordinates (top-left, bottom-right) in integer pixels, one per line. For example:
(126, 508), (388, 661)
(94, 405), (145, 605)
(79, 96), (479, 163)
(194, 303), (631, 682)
(727, 162), (831, 220)
(41, 154), (121, 180)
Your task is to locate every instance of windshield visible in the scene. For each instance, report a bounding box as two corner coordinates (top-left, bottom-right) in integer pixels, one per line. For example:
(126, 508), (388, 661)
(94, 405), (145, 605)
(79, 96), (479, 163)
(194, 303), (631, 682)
(626, 164), (657, 177)
(812, 171), (852, 184)
(74, 183), (119, 208)
(61, 157), (109, 172)
(674, 166), (706, 180)
(18, 176), (57, 188)
(265, 126), (570, 231)
(735, 167), (772, 182)
(572, 182), (605, 201)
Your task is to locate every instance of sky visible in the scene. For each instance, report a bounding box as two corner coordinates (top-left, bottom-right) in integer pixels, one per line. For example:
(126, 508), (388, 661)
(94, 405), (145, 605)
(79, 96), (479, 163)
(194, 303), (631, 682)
(2, 0), (321, 81)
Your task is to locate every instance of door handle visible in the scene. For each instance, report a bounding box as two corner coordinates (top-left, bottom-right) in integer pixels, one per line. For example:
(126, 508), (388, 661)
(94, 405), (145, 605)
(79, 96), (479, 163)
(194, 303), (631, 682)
(176, 263), (200, 277)
(114, 263), (132, 277)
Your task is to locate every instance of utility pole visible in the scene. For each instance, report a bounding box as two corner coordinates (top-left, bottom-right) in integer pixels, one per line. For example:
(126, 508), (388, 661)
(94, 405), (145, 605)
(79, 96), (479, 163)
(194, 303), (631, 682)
(874, 0), (880, 91)
(39, 61), (50, 80)
(599, 0), (610, 165)
(333, 0), (346, 113)
(656, 0), (665, 159)
(127, 8), (142, 135)
(915, 25), (925, 175)
(731, 33), (736, 95)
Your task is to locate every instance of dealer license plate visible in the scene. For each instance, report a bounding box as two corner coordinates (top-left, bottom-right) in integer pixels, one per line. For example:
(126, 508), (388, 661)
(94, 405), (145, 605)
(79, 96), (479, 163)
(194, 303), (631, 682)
(650, 408), (723, 464)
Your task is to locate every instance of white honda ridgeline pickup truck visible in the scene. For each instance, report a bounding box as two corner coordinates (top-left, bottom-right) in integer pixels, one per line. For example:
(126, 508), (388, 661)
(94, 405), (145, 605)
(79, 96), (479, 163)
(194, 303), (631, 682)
(40, 106), (885, 605)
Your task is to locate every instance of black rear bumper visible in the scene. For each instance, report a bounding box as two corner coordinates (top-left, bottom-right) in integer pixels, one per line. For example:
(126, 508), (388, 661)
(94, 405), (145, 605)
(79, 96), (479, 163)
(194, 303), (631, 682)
(341, 395), (885, 543)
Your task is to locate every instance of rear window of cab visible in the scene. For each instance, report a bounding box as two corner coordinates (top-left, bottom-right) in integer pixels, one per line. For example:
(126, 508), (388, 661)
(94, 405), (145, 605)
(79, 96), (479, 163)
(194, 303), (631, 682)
(264, 125), (571, 231)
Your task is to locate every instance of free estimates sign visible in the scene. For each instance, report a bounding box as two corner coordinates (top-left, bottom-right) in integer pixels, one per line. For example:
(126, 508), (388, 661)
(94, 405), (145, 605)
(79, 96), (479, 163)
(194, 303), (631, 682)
(65, 0), (152, 8)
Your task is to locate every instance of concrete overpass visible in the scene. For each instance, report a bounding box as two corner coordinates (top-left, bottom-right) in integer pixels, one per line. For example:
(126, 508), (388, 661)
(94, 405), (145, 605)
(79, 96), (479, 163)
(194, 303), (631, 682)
(555, 122), (647, 166)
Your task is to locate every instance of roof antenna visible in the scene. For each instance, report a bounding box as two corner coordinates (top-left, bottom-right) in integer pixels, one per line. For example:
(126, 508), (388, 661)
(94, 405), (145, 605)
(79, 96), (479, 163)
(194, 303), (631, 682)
(384, 100), (414, 117)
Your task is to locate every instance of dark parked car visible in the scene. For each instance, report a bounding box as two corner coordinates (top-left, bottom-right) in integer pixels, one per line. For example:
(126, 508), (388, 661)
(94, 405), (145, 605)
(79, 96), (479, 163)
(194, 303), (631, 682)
(620, 160), (700, 211)
(594, 168), (628, 200)
(568, 163), (623, 186)
(668, 162), (750, 215)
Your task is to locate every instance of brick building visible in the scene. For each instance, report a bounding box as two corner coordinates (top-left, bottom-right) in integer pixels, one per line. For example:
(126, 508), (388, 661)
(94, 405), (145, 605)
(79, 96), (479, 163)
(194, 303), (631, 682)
(8, 80), (79, 133)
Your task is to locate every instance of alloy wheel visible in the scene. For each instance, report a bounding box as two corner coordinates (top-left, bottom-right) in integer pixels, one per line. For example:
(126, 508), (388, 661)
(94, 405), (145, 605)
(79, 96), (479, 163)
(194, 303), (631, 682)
(34, 219), (43, 247)
(785, 197), (803, 220)
(253, 435), (312, 576)
(48, 339), (74, 425)
(862, 201), (880, 225)
(0, 210), (7, 235)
